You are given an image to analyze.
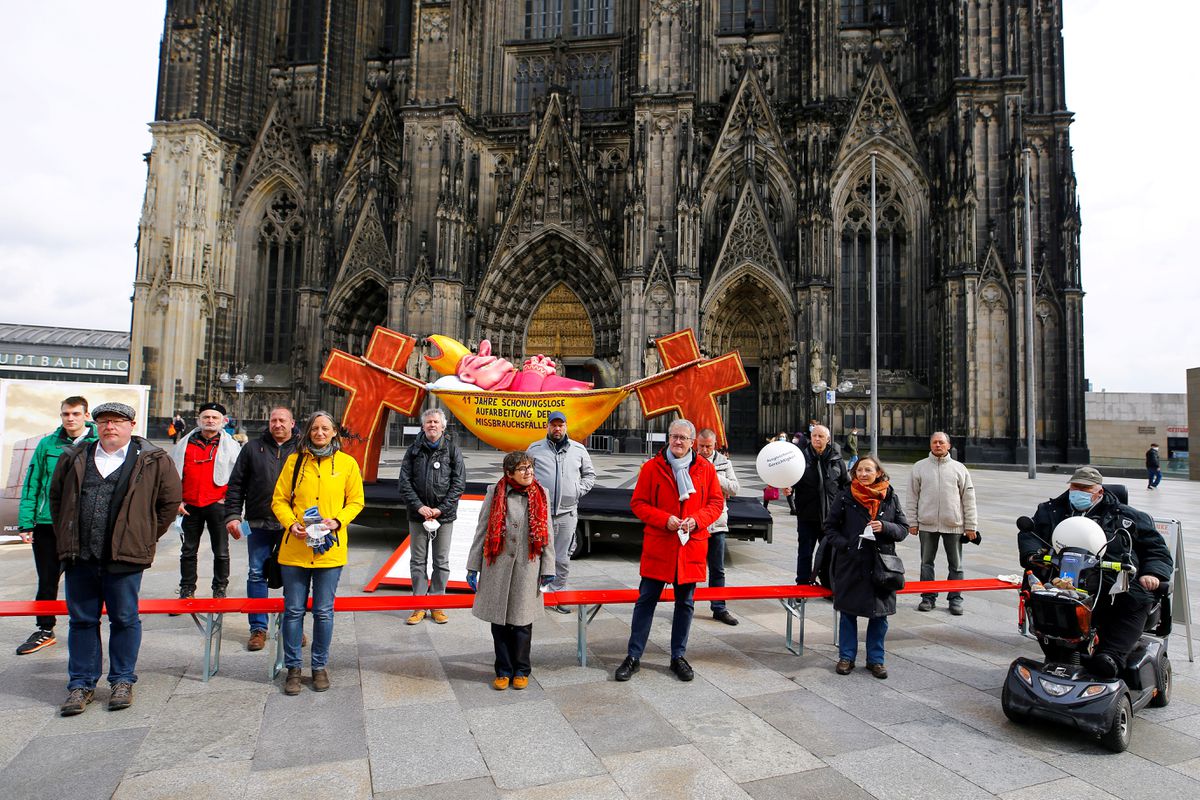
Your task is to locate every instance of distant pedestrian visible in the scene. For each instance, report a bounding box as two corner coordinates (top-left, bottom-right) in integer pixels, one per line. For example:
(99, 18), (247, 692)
(844, 428), (859, 469)
(1146, 443), (1162, 490)
(170, 412), (184, 444)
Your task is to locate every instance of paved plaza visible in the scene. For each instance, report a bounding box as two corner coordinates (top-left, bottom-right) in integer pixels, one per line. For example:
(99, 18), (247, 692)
(1, 449), (1198, 799)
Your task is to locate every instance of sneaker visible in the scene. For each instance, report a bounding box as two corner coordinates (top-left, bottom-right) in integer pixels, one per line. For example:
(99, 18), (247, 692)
(614, 656), (640, 682)
(311, 669), (330, 692)
(430, 609), (449, 624)
(60, 687), (94, 716)
(712, 610), (739, 626)
(247, 630), (268, 652)
(867, 663), (889, 680)
(917, 597), (935, 612)
(284, 667), (303, 695)
(549, 604), (573, 615)
(949, 603), (964, 616)
(512, 675), (529, 690)
(492, 676), (510, 691)
(835, 659), (854, 675)
(669, 657), (694, 682)
(108, 682), (134, 711)
(406, 609), (426, 625)
(16, 629), (56, 655)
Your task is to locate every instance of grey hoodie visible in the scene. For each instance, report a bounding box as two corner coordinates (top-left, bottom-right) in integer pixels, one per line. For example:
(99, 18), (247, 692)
(527, 435), (596, 515)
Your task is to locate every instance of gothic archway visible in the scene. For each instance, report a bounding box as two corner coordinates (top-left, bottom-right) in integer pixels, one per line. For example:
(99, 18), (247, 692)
(525, 283), (595, 359)
(327, 276), (389, 361)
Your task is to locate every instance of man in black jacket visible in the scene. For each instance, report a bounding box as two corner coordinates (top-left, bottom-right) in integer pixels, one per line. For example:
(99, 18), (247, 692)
(783, 425), (848, 584)
(398, 408), (466, 624)
(1145, 443), (1162, 490)
(1019, 467), (1173, 678)
(223, 406), (300, 650)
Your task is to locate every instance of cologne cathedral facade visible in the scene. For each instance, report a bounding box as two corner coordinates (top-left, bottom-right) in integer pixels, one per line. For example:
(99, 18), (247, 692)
(132, 1), (1086, 460)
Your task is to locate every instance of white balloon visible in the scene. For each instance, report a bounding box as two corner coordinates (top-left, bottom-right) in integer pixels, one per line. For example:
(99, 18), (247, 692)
(756, 440), (806, 488)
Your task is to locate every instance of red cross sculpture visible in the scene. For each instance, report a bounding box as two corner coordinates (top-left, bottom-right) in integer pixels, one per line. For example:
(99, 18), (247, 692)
(634, 329), (749, 449)
(320, 327), (427, 483)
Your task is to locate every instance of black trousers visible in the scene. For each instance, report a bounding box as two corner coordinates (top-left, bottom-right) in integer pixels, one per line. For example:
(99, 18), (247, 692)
(1094, 591), (1153, 665)
(491, 622), (533, 678)
(32, 524), (62, 630)
(180, 502), (229, 593)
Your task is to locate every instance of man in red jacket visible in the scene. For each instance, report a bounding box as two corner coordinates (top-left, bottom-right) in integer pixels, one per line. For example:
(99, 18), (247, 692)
(614, 419), (724, 683)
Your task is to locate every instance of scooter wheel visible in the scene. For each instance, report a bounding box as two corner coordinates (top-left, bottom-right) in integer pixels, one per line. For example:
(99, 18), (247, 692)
(1149, 655), (1172, 708)
(1001, 683), (1029, 725)
(1099, 694), (1132, 753)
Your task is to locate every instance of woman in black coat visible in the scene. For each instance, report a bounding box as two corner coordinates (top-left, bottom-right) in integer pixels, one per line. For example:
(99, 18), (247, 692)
(823, 456), (909, 679)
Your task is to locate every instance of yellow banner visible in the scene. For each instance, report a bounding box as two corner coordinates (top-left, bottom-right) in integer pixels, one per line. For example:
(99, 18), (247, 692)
(433, 387), (631, 452)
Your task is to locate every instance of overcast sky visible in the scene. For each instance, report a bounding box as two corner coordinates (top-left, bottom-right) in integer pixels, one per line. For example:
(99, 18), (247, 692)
(0, 2), (1194, 394)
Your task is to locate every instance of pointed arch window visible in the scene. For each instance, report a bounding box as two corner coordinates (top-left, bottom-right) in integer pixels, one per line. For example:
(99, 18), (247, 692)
(381, 0), (413, 57)
(840, 1), (900, 27)
(719, 1), (778, 34)
(258, 192), (305, 363)
(839, 172), (906, 370)
(286, 0), (323, 62)
(524, 1), (614, 40)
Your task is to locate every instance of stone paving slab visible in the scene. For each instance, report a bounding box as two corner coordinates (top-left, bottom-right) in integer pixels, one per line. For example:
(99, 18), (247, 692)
(113, 760), (252, 800)
(825, 741), (996, 800)
(253, 684), (367, 771)
(672, 705), (823, 782)
(0, 726), (150, 800)
(742, 767), (877, 800)
(364, 701), (488, 792)
(1048, 750), (1200, 799)
(995, 776), (1121, 800)
(373, 776), (500, 800)
(546, 679), (686, 757)
(738, 688), (896, 757)
(129, 686), (265, 773)
(0, 705), (51, 770)
(467, 699), (606, 790)
(603, 743), (753, 799)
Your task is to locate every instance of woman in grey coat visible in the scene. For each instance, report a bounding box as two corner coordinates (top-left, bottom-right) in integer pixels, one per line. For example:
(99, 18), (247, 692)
(467, 450), (556, 690)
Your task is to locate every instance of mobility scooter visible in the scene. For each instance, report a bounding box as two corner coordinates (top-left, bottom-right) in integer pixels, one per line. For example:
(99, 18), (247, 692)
(1001, 510), (1172, 752)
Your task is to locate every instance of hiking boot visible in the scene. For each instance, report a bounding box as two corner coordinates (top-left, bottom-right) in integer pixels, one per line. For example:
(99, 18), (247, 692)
(247, 629), (268, 651)
(492, 676), (510, 690)
(60, 687), (94, 716)
(614, 656), (639, 682)
(406, 609), (426, 625)
(669, 657), (694, 682)
(835, 659), (855, 675)
(16, 628), (56, 655)
(867, 663), (889, 680)
(512, 675), (529, 690)
(283, 668), (303, 695)
(108, 682), (134, 711)
(430, 609), (449, 624)
(917, 597), (935, 612)
(311, 669), (330, 692)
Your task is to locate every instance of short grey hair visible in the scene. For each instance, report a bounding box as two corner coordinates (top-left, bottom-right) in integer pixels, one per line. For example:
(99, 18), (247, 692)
(931, 431), (951, 445)
(669, 419), (696, 439)
(697, 428), (717, 441)
(421, 408), (447, 425)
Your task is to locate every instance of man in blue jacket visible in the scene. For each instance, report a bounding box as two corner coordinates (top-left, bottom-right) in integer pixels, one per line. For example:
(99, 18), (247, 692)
(15, 396), (97, 655)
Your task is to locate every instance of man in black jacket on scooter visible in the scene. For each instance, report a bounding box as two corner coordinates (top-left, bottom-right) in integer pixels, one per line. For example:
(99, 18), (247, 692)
(1019, 467), (1173, 678)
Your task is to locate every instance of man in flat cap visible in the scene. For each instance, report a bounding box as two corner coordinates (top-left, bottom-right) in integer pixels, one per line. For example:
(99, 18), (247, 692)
(170, 403), (241, 601)
(1019, 466), (1173, 678)
(527, 410), (595, 608)
(50, 402), (182, 715)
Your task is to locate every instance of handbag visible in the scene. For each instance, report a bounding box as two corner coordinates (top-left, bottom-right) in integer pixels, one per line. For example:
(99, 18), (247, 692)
(264, 455), (305, 590)
(763, 486), (780, 501)
(872, 549), (906, 592)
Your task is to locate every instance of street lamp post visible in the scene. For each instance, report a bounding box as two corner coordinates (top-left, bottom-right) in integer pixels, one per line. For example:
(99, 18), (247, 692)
(219, 364), (263, 435)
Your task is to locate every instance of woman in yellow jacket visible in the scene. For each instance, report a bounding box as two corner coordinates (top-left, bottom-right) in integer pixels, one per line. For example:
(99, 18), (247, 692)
(271, 411), (364, 695)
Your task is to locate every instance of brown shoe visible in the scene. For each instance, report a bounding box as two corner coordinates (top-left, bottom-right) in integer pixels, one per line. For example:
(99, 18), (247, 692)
(284, 667), (303, 695)
(247, 630), (268, 652)
(512, 675), (529, 690)
(108, 682), (134, 711)
(60, 687), (94, 716)
(867, 663), (889, 680)
(407, 609), (426, 625)
(311, 669), (330, 692)
(492, 676), (510, 691)
(835, 659), (854, 675)
(431, 609), (449, 624)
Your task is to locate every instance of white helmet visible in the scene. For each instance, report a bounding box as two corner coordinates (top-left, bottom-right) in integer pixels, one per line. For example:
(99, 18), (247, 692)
(1051, 516), (1108, 556)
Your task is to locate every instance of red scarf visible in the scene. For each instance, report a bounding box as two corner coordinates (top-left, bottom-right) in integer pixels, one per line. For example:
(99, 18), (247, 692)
(484, 476), (550, 565)
(851, 478), (891, 520)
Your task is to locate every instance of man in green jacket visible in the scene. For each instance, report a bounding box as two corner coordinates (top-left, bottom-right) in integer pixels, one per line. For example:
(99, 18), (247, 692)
(15, 395), (97, 655)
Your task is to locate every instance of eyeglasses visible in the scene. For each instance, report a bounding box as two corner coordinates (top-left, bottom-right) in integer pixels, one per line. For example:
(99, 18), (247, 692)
(96, 418), (132, 426)
(668, 434), (693, 442)
(512, 465), (534, 473)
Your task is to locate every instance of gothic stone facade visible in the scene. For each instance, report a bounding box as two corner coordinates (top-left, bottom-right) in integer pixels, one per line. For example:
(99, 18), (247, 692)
(132, 1), (1086, 460)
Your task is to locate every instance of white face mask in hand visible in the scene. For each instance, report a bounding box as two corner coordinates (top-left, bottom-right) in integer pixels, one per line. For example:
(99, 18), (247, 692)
(678, 530), (690, 546)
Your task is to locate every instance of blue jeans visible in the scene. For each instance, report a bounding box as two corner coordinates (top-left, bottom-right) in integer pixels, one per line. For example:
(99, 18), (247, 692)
(707, 533), (727, 612)
(838, 612), (888, 665)
(1147, 468), (1162, 488)
(245, 527), (277, 632)
(627, 577), (696, 660)
(281, 564), (342, 670)
(63, 562), (144, 689)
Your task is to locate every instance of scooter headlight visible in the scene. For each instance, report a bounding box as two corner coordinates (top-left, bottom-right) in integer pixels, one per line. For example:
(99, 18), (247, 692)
(1038, 678), (1073, 697)
(1016, 664), (1033, 685)
(1080, 684), (1110, 698)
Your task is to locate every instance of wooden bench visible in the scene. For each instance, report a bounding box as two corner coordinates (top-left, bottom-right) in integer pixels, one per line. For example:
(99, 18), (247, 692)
(0, 579), (1018, 680)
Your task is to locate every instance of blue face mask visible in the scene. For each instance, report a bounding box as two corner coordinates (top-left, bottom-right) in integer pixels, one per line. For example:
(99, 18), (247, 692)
(1068, 489), (1096, 511)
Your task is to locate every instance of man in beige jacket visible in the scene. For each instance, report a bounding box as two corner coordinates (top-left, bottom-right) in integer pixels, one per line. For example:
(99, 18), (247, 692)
(906, 432), (977, 615)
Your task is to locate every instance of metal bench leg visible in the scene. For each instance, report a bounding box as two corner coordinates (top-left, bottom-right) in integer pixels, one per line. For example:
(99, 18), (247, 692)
(576, 604), (604, 667)
(193, 612), (223, 681)
(781, 598), (806, 655)
(269, 611), (284, 680)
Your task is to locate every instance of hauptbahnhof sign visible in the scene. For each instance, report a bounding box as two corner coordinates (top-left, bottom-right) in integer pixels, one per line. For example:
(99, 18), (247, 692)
(0, 324), (129, 383)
